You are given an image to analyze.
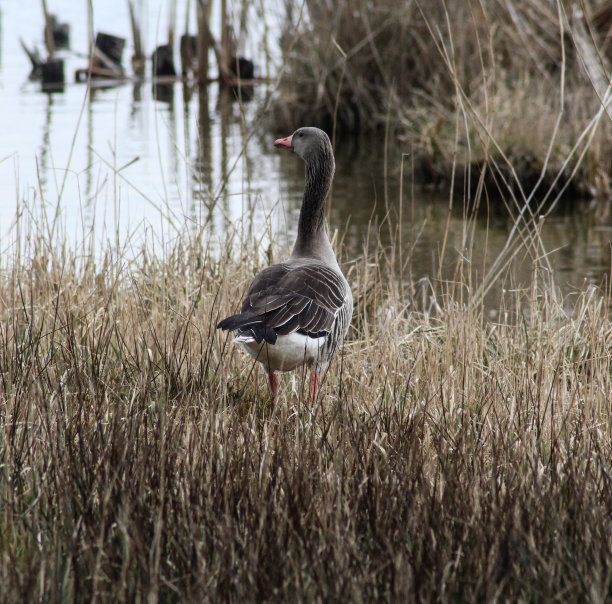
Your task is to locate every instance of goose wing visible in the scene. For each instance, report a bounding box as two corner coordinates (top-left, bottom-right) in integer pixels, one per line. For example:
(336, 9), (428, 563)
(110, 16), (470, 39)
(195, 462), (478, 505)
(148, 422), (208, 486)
(218, 261), (351, 344)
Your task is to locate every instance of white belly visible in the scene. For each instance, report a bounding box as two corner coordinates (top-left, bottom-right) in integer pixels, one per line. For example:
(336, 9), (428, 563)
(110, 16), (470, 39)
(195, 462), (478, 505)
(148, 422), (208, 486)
(235, 332), (327, 373)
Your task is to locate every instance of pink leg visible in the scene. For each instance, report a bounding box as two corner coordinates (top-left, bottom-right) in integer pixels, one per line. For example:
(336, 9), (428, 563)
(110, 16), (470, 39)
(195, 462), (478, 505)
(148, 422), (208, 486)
(269, 373), (279, 399)
(310, 371), (320, 400)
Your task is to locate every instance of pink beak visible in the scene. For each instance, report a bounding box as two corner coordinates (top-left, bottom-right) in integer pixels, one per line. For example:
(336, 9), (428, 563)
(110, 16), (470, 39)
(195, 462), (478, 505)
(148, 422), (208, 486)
(274, 134), (293, 151)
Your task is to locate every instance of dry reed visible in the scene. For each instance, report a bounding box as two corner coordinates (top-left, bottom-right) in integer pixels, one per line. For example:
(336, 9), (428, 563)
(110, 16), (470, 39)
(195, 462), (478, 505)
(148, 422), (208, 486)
(272, 0), (612, 199)
(0, 190), (610, 601)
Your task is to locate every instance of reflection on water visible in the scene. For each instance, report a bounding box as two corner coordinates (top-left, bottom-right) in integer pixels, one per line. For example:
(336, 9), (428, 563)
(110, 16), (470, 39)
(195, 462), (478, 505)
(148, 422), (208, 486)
(0, 3), (610, 309)
(0, 74), (610, 308)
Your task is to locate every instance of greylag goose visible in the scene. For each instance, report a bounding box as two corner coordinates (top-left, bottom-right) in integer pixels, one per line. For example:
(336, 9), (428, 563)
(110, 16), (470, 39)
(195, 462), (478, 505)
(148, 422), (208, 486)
(217, 127), (353, 398)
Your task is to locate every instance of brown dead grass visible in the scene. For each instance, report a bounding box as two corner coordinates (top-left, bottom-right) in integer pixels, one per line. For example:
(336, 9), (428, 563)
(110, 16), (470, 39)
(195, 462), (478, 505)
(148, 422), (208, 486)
(0, 195), (610, 601)
(272, 0), (612, 199)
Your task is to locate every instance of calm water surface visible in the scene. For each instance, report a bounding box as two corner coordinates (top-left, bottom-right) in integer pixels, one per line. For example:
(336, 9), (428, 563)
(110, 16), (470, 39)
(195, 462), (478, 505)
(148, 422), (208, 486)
(1, 1), (610, 310)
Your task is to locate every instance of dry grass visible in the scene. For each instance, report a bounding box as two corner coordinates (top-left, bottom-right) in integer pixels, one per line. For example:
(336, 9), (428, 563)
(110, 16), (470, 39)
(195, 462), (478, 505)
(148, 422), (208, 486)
(0, 192), (610, 601)
(1, 3), (611, 596)
(272, 0), (612, 198)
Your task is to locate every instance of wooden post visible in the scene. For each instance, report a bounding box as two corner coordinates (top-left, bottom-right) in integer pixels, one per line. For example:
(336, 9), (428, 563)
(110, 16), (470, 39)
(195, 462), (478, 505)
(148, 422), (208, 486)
(168, 0), (176, 49)
(40, 0), (65, 89)
(197, 0), (210, 84)
(181, 0), (192, 76)
(128, 0), (145, 73)
(41, 0), (55, 59)
(220, 0), (230, 81)
(87, 0), (94, 71)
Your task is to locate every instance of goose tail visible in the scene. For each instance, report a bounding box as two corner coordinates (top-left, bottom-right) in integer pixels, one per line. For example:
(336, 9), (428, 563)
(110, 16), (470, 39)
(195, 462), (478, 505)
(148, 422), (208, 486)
(217, 312), (277, 344)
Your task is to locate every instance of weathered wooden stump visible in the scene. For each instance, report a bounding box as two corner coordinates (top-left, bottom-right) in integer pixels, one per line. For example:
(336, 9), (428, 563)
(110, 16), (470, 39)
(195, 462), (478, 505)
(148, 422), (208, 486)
(41, 58), (65, 91)
(47, 14), (70, 49)
(152, 44), (176, 77)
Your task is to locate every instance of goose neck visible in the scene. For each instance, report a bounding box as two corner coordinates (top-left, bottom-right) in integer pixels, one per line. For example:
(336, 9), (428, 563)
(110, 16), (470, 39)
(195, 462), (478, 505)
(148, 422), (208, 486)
(293, 152), (335, 259)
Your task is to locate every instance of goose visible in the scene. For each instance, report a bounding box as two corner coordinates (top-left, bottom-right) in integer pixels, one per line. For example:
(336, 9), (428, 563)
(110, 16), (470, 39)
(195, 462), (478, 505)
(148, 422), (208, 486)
(217, 127), (353, 399)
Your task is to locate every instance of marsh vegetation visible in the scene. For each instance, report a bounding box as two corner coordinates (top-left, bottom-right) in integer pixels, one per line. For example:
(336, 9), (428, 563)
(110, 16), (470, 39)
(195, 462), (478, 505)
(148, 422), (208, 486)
(0, 198), (610, 600)
(1, 0), (611, 601)
(274, 0), (612, 200)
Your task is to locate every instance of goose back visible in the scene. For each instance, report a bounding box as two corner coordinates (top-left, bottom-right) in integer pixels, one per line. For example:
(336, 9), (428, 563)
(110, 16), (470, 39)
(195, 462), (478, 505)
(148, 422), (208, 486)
(218, 257), (352, 369)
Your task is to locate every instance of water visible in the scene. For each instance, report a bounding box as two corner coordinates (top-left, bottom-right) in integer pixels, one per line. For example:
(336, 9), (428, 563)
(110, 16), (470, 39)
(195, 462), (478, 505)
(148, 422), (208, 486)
(0, 0), (282, 251)
(1, 1), (610, 309)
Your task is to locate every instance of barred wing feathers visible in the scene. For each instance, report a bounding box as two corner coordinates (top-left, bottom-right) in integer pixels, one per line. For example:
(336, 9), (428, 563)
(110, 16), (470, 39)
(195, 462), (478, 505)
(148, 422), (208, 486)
(217, 261), (352, 345)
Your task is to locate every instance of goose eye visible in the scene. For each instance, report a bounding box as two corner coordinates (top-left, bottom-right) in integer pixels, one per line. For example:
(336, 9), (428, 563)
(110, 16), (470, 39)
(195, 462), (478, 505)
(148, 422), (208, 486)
(297, 131), (304, 137)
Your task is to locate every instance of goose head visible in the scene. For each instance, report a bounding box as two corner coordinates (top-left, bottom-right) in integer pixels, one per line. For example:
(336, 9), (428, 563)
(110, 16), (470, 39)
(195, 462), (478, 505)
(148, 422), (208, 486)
(274, 127), (333, 164)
